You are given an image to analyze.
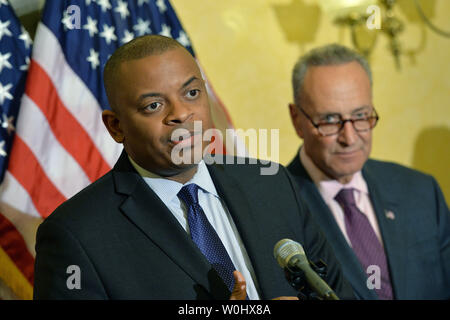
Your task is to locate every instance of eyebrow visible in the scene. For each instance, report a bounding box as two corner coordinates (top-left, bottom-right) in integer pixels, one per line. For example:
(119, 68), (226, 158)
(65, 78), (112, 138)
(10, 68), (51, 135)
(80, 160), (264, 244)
(182, 76), (200, 89)
(137, 76), (201, 102)
(351, 105), (372, 113)
(317, 105), (372, 117)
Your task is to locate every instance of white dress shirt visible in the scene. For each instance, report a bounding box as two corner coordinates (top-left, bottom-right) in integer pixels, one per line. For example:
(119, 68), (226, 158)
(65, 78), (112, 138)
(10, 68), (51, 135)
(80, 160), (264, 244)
(299, 148), (384, 247)
(128, 157), (261, 299)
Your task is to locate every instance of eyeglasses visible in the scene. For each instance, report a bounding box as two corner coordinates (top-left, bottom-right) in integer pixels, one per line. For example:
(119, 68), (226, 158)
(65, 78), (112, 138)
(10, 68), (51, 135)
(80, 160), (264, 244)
(298, 106), (379, 136)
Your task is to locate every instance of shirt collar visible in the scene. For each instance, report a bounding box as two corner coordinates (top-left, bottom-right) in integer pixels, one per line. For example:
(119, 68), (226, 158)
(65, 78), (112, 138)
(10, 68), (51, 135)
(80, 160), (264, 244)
(128, 156), (219, 204)
(299, 147), (368, 201)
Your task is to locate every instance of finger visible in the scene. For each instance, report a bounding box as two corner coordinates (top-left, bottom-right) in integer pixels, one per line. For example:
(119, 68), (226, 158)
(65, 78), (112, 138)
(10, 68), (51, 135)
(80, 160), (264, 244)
(229, 270), (247, 300)
(272, 296), (299, 300)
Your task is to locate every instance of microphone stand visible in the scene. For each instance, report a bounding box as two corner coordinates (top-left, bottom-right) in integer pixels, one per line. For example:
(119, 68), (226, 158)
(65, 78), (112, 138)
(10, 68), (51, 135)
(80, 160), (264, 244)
(283, 259), (330, 300)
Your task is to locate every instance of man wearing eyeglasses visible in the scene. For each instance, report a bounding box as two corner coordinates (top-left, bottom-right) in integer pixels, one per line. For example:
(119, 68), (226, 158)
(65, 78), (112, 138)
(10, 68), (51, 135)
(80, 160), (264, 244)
(287, 44), (450, 300)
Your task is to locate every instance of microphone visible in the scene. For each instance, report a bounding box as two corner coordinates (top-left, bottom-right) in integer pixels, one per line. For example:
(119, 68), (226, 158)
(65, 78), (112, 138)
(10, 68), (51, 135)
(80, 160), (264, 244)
(274, 239), (339, 300)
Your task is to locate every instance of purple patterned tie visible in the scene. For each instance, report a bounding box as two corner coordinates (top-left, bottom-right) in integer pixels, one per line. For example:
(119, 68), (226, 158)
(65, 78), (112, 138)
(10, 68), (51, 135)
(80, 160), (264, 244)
(178, 183), (238, 296)
(335, 188), (393, 300)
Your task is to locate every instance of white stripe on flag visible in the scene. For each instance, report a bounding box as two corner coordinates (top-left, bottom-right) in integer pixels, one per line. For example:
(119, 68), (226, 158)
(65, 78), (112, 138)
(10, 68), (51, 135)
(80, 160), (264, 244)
(0, 172), (43, 256)
(0, 172), (41, 219)
(16, 95), (91, 199)
(32, 23), (122, 167)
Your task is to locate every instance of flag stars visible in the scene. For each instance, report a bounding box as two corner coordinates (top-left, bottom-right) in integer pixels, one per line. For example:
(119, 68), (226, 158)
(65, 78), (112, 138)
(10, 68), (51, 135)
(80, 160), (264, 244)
(138, 0), (150, 6)
(0, 140), (6, 157)
(177, 31), (190, 47)
(83, 16), (98, 37)
(159, 24), (171, 37)
(0, 82), (13, 105)
(19, 27), (32, 49)
(115, 0), (129, 20)
(121, 30), (134, 44)
(1, 113), (14, 135)
(61, 10), (75, 30)
(96, 0), (112, 12)
(86, 48), (100, 69)
(0, 52), (12, 73)
(19, 56), (30, 71)
(133, 18), (151, 36)
(99, 24), (117, 44)
(156, 0), (167, 13)
(0, 20), (12, 41)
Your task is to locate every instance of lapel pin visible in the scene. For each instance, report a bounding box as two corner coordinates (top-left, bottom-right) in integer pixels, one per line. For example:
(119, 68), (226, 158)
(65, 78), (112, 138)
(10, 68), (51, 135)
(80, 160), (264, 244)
(385, 210), (395, 220)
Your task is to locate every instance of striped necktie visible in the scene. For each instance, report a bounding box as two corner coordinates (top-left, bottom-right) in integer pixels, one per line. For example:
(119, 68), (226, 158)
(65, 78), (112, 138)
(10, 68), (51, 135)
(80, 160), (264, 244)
(335, 188), (394, 300)
(178, 183), (239, 296)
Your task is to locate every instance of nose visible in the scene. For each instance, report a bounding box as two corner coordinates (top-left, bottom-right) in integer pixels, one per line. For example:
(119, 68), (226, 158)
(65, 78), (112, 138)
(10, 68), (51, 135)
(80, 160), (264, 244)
(337, 120), (357, 146)
(165, 100), (193, 125)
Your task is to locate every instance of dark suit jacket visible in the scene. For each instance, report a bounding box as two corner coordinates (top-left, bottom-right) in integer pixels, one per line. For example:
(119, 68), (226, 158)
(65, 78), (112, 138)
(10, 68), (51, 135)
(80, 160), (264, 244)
(288, 152), (450, 299)
(34, 151), (353, 299)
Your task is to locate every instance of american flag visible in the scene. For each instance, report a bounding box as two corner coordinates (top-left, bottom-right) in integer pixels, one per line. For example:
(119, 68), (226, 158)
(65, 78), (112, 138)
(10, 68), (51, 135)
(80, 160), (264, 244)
(0, 0), (236, 300)
(0, 0), (31, 182)
(0, 0), (33, 300)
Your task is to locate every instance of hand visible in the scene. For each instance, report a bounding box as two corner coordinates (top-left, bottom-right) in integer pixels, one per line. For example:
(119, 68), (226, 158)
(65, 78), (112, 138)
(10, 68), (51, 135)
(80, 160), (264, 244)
(229, 270), (299, 300)
(272, 296), (299, 300)
(229, 270), (247, 300)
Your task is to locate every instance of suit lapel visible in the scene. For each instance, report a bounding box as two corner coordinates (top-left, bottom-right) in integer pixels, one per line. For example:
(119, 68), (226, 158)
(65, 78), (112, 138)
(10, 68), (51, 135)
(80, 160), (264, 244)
(288, 154), (378, 299)
(362, 163), (406, 298)
(112, 152), (230, 299)
(207, 162), (276, 299)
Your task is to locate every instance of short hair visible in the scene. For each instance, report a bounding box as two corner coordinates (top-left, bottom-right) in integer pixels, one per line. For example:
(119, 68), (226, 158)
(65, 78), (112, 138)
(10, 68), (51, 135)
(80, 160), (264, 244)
(103, 35), (185, 111)
(292, 44), (372, 104)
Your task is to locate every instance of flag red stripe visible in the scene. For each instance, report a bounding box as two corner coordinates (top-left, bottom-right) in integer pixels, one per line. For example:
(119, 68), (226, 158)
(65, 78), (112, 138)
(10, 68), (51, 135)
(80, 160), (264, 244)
(0, 212), (34, 285)
(7, 136), (66, 218)
(196, 61), (235, 128)
(208, 84), (235, 128)
(25, 60), (111, 182)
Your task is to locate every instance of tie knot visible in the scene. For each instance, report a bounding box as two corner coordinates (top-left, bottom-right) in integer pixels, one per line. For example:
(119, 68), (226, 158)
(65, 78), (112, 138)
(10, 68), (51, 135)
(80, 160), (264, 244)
(178, 183), (200, 206)
(335, 188), (357, 208)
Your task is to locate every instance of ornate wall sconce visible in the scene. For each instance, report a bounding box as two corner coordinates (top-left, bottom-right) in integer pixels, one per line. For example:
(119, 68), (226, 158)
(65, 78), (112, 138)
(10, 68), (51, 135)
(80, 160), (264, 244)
(320, 0), (449, 70)
(320, 0), (403, 68)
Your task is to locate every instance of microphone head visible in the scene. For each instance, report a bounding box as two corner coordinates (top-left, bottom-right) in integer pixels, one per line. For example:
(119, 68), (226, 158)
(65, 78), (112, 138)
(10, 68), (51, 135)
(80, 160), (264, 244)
(273, 239), (305, 268)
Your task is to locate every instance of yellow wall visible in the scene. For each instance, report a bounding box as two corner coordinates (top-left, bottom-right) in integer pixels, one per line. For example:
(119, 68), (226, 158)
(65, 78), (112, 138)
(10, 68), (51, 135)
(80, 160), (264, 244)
(171, 0), (450, 202)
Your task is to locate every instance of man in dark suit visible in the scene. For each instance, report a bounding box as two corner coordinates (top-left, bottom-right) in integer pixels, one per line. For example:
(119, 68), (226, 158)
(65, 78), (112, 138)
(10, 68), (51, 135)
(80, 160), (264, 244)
(33, 35), (353, 300)
(287, 44), (450, 299)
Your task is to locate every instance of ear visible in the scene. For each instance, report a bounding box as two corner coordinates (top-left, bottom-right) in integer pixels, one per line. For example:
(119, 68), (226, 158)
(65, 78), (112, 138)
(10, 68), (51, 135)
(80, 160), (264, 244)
(288, 103), (304, 139)
(102, 110), (124, 143)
